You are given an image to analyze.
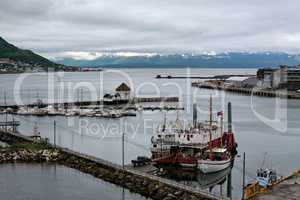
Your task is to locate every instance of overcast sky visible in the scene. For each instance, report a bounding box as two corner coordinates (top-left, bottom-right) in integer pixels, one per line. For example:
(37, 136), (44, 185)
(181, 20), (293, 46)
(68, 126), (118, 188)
(1, 0), (300, 59)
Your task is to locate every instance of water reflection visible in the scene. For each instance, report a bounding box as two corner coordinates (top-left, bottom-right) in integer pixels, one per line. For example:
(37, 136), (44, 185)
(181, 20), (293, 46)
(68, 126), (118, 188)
(0, 163), (146, 200)
(157, 164), (233, 198)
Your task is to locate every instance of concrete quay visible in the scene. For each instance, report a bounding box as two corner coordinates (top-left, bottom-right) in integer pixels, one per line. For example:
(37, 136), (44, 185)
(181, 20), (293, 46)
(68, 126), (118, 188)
(192, 82), (300, 99)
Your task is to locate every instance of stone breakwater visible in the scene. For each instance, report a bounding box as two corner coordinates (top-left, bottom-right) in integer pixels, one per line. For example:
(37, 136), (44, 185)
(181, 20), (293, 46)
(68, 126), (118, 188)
(0, 149), (59, 163)
(0, 131), (218, 200)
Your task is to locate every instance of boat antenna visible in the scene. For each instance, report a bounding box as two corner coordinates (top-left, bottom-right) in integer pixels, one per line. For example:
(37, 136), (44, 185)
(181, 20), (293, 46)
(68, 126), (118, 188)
(209, 95), (213, 159)
(260, 152), (268, 168)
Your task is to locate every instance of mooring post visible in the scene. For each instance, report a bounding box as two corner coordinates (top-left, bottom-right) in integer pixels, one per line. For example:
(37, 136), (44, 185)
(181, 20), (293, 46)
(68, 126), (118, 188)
(242, 152), (246, 200)
(122, 131), (124, 169)
(53, 120), (56, 147)
(227, 170), (232, 199)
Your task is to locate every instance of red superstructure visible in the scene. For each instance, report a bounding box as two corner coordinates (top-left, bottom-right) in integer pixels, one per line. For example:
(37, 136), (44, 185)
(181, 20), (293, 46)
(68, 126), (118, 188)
(151, 100), (237, 171)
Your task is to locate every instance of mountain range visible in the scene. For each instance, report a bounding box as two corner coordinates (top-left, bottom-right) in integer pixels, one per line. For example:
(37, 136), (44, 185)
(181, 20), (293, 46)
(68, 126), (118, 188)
(54, 52), (300, 68)
(1, 36), (300, 69)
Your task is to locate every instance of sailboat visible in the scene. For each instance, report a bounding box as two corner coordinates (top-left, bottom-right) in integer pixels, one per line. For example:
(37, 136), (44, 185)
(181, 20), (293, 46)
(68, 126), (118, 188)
(197, 95), (233, 173)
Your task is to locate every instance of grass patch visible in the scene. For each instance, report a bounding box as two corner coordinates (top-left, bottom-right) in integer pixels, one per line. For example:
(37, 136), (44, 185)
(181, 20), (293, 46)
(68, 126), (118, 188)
(4, 142), (52, 152)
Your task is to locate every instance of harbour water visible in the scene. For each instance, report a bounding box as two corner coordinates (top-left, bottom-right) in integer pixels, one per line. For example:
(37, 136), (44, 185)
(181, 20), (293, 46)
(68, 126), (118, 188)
(1, 68), (300, 198)
(0, 163), (145, 200)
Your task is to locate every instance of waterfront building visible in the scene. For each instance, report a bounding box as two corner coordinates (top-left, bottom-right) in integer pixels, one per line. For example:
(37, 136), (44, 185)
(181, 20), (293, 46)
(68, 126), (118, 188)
(225, 76), (258, 88)
(257, 65), (300, 91)
(115, 82), (131, 99)
(103, 83), (131, 105)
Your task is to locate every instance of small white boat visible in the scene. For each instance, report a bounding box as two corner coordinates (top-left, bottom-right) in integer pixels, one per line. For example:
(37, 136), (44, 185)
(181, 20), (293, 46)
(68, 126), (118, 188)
(197, 148), (232, 174)
(65, 111), (77, 116)
(32, 107), (47, 116)
(109, 110), (122, 118)
(198, 157), (232, 174)
(46, 105), (63, 116)
(17, 107), (31, 115)
(79, 109), (95, 117)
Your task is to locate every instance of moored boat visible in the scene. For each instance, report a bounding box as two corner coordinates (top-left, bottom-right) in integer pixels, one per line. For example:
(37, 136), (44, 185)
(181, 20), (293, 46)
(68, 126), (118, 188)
(151, 97), (237, 173)
(196, 96), (235, 174)
(197, 148), (232, 173)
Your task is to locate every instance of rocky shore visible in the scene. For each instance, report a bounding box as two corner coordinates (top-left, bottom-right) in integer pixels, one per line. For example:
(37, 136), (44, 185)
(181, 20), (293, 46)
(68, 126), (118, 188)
(0, 149), (59, 163)
(0, 131), (216, 200)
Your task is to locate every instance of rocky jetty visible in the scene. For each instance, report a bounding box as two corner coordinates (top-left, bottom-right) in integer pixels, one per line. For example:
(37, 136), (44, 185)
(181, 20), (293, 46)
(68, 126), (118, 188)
(0, 130), (216, 200)
(0, 149), (59, 163)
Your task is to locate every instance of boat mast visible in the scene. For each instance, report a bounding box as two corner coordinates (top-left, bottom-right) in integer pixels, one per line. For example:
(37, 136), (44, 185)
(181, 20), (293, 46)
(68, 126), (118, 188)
(162, 111), (166, 131)
(209, 95), (212, 159)
(193, 103), (197, 128)
(220, 111), (224, 147)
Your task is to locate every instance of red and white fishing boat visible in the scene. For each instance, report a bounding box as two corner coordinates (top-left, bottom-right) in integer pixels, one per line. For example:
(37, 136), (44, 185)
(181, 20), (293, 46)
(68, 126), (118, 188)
(151, 96), (237, 173)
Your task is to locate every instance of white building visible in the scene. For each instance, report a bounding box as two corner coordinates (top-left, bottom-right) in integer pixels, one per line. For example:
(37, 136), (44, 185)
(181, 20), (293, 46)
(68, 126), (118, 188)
(115, 83), (131, 99)
(225, 76), (258, 88)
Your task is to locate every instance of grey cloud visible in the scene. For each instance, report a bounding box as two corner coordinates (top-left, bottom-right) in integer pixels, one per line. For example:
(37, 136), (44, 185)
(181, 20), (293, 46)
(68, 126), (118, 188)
(1, 0), (300, 58)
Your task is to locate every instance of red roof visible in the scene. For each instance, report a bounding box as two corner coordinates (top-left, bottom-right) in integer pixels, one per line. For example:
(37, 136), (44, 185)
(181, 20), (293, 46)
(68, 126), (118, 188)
(116, 83), (131, 91)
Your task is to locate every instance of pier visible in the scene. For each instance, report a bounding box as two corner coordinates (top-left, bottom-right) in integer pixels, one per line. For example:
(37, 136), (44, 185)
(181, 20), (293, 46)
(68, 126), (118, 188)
(156, 74), (253, 80)
(192, 82), (300, 99)
(0, 129), (226, 200)
(0, 96), (179, 109)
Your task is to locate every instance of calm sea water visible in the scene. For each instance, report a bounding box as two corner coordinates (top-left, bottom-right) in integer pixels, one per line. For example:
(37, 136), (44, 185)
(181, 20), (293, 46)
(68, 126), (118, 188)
(0, 68), (300, 199)
(0, 163), (145, 200)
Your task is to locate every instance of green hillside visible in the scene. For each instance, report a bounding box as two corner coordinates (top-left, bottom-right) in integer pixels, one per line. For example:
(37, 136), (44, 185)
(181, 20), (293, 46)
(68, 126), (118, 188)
(0, 37), (62, 70)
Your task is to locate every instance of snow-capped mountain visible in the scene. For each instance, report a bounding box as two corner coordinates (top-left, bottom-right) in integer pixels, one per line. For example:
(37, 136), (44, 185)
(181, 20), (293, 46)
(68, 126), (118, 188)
(53, 52), (300, 68)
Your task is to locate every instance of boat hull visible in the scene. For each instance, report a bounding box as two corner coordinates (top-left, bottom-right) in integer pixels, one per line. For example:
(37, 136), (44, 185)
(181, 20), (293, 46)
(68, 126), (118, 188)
(198, 158), (231, 173)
